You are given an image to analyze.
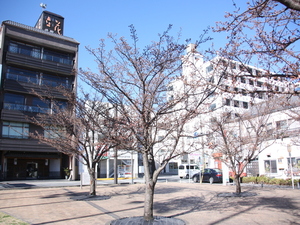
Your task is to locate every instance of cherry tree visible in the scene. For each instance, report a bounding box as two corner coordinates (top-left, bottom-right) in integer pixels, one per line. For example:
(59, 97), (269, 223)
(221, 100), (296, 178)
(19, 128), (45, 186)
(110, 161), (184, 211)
(31, 92), (122, 196)
(208, 100), (280, 194)
(80, 25), (212, 221)
(214, 0), (300, 83)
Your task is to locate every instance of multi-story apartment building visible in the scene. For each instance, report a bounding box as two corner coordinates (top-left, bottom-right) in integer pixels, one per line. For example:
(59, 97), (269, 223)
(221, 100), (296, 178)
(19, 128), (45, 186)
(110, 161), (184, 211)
(164, 44), (300, 179)
(0, 11), (79, 180)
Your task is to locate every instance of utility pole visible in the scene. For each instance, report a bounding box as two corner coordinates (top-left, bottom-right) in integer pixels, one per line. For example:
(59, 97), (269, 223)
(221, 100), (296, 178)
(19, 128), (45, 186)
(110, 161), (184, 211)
(114, 106), (118, 184)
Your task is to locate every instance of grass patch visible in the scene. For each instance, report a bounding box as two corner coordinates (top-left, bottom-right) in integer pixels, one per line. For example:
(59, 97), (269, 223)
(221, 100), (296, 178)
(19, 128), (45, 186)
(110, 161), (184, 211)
(0, 211), (28, 225)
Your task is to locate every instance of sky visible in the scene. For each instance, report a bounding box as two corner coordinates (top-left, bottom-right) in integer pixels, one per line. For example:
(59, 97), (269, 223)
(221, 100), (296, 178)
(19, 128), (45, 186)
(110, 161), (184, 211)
(0, 0), (241, 84)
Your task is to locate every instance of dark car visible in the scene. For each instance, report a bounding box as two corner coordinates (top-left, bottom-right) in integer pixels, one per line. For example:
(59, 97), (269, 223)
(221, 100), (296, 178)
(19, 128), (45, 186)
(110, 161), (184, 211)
(192, 168), (223, 183)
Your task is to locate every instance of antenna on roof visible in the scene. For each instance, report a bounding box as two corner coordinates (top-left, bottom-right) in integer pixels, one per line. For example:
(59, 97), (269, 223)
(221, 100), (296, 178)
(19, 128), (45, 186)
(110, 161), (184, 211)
(40, 3), (47, 9)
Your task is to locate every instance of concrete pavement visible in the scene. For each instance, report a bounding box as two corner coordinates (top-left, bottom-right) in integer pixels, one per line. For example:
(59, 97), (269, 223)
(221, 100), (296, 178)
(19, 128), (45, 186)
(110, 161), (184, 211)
(0, 179), (299, 224)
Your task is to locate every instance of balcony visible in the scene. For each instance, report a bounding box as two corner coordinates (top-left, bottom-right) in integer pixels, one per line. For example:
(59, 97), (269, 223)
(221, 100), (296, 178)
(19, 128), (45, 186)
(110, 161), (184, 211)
(3, 103), (50, 114)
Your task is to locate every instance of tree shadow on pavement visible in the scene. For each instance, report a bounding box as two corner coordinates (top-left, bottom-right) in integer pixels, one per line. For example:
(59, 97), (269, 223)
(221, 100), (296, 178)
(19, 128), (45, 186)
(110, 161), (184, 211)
(154, 192), (300, 222)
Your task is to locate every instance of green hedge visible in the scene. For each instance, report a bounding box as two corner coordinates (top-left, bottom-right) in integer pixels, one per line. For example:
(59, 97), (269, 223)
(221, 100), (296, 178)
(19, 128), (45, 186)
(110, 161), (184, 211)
(242, 175), (299, 186)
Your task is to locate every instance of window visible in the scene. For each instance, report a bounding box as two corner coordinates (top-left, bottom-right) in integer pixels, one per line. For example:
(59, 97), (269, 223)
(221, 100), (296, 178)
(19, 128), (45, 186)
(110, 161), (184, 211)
(276, 120), (288, 130)
(256, 70), (262, 76)
(257, 81), (263, 87)
(230, 62), (236, 69)
(242, 102), (248, 109)
(31, 97), (50, 113)
(3, 93), (25, 111)
(6, 67), (38, 84)
(4, 93), (24, 104)
(42, 74), (71, 88)
(8, 41), (73, 65)
(2, 121), (29, 139)
(9, 41), (41, 58)
(249, 79), (254, 86)
(168, 95), (174, 101)
(264, 160), (277, 173)
(44, 126), (66, 139)
(209, 103), (216, 111)
(43, 49), (73, 65)
(225, 98), (231, 106)
(242, 89), (247, 96)
(241, 77), (246, 83)
(247, 67), (253, 74)
(169, 162), (178, 170)
(4, 93), (50, 113)
(206, 65), (213, 73)
(234, 100), (239, 107)
(52, 100), (68, 113)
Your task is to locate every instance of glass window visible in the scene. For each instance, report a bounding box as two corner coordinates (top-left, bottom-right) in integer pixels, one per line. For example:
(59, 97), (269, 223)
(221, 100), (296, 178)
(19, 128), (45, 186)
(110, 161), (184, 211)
(30, 97), (50, 113)
(8, 41), (41, 58)
(234, 100), (239, 107)
(41, 74), (70, 89)
(206, 65), (213, 73)
(243, 102), (248, 109)
(264, 160), (277, 173)
(2, 121), (29, 139)
(209, 103), (216, 111)
(43, 49), (73, 65)
(44, 126), (66, 139)
(3, 93), (25, 111)
(276, 120), (288, 130)
(225, 99), (231, 106)
(32, 97), (49, 108)
(230, 62), (236, 69)
(52, 100), (68, 113)
(257, 81), (263, 87)
(4, 93), (24, 104)
(6, 67), (38, 84)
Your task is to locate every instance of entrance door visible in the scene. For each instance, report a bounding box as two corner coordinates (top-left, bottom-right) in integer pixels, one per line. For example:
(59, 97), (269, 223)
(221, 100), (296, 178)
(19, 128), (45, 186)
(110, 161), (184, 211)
(26, 162), (38, 178)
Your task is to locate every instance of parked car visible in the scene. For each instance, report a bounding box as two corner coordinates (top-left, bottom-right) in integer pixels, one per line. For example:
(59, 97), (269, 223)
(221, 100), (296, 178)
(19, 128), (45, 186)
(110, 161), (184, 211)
(192, 168), (223, 183)
(178, 164), (200, 179)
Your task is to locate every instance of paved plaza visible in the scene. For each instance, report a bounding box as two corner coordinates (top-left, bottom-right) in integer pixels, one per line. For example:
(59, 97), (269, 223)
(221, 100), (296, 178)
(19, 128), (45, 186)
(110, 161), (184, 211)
(0, 181), (299, 224)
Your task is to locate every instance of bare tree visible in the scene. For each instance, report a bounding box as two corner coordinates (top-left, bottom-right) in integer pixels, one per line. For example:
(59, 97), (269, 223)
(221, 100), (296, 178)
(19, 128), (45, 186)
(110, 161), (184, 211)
(80, 25), (211, 221)
(208, 100), (279, 194)
(31, 91), (122, 196)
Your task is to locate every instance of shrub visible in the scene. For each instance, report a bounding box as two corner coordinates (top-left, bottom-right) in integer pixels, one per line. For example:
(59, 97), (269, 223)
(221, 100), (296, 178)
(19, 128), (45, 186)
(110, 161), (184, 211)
(242, 176), (297, 186)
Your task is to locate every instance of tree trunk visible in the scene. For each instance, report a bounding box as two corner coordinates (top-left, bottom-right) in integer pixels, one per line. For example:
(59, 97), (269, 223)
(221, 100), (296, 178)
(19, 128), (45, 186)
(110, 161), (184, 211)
(88, 168), (97, 196)
(144, 180), (155, 221)
(142, 152), (157, 221)
(114, 147), (118, 184)
(235, 176), (241, 194)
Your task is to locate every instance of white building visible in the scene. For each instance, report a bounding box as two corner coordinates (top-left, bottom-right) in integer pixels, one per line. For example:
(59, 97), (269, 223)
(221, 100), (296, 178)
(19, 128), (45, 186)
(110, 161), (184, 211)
(163, 44), (300, 179)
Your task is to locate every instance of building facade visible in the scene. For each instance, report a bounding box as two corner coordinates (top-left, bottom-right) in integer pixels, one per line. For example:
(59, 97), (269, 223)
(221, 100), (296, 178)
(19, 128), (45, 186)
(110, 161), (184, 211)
(163, 44), (300, 179)
(0, 11), (79, 180)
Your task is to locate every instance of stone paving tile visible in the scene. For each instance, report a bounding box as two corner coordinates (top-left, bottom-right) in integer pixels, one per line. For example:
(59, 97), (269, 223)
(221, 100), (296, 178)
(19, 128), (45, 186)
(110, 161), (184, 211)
(0, 182), (299, 224)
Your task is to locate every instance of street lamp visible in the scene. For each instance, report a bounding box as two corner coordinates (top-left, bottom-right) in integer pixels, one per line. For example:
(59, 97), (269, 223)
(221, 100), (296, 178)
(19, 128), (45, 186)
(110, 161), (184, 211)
(287, 144), (294, 189)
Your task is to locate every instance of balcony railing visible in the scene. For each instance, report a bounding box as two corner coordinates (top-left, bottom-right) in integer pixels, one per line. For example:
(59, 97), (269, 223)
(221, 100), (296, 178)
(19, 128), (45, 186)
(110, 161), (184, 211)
(4, 103), (50, 114)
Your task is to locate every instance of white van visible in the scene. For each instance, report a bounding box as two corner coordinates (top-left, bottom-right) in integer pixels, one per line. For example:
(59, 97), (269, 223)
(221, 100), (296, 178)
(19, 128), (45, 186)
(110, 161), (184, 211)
(178, 164), (200, 179)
